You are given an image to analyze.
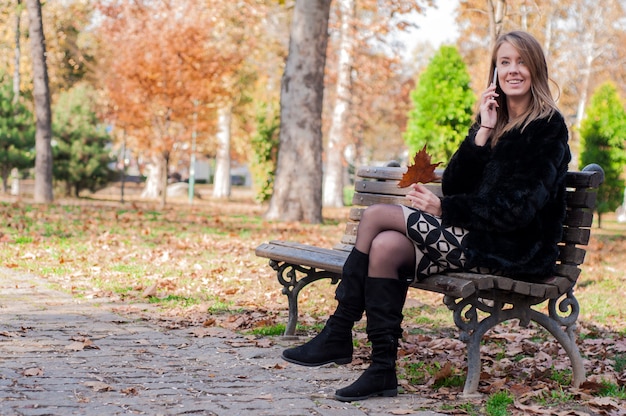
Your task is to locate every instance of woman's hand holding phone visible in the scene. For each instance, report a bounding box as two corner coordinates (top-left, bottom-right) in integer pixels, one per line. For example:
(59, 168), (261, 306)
(475, 68), (499, 146)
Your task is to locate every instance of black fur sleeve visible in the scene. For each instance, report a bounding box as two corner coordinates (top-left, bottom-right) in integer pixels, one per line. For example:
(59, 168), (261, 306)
(441, 113), (570, 233)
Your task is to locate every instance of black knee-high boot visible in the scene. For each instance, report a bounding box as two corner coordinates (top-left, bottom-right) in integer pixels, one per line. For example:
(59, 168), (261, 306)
(282, 248), (369, 366)
(334, 277), (409, 402)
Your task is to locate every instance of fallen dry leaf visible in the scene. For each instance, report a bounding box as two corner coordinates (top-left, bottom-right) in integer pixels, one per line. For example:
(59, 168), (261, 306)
(0, 331), (22, 338)
(255, 338), (273, 348)
(23, 367), (43, 377)
(390, 409), (417, 415)
(84, 381), (113, 392)
(65, 338), (99, 351)
(255, 394), (273, 401)
(121, 386), (139, 396)
(142, 282), (158, 298)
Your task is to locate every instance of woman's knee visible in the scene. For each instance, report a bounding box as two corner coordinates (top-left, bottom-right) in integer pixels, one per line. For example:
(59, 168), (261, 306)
(361, 204), (404, 230)
(368, 231), (415, 277)
(361, 204), (386, 224)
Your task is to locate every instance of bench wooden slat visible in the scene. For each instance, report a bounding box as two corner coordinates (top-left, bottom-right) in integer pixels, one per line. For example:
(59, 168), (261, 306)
(343, 221), (358, 237)
(566, 189), (597, 209)
(410, 274), (476, 298)
(354, 180), (443, 197)
(544, 275), (575, 294)
(354, 180), (405, 196)
(565, 170), (604, 188)
(564, 210), (594, 228)
(255, 241), (347, 274)
(562, 227), (591, 245)
(558, 245), (587, 265)
(349, 207), (363, 221)
(352, 192), (407, 206)
(332, 243), (353, 252)
(340, 234), (356, 245)
(443, 272), (495, 291)
(554, 264), (581, 282)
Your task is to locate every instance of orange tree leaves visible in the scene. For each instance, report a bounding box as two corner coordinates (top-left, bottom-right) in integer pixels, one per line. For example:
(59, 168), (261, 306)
(397, 145), (442, 188)
(94, 0), (256, 153)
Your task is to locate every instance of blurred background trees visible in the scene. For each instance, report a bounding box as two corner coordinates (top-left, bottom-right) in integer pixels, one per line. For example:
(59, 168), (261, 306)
(0, 0), (624, 222)
(0, 74), (35, 193)
(403, 46), (475, 164)
(579, 82), (626, 227)
(52, 84), (112, 197)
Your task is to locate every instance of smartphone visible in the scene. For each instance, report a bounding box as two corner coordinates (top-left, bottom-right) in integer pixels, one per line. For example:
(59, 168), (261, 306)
(492, 67), (498, 86)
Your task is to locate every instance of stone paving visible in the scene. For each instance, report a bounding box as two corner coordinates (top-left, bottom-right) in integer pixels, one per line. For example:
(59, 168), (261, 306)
(0, 267), (445, 416)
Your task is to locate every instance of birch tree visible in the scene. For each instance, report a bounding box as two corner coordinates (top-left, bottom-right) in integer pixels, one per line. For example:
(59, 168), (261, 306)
(13, 0), (22, 102)
(557, 0), (625, 129)
(323, 0), (355, 208)
(213, 104), (233, 199)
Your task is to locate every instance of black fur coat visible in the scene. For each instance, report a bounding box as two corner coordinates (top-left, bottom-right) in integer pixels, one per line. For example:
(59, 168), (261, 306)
(440, 111), (571, 281)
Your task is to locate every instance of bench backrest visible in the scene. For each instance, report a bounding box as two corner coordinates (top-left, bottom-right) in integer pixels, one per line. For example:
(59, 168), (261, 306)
(336, 165), (603, 292)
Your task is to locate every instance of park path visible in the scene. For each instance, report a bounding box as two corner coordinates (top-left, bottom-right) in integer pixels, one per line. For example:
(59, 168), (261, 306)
(0, 267), (444, 416)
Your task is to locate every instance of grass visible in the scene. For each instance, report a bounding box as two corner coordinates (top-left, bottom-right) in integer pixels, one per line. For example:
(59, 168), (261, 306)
(148, 294), (201, 307)
(248, 324), (286, 336)
(549, 368), (573, 386)
(599, 381), (626, 399)
(537, 387), (574, 406)
(614, 353), (626, 372)
(485, 390), (514, 416)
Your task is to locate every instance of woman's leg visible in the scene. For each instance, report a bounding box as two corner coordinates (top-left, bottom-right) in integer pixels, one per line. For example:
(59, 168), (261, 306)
(282, 246), (369, 367)
(354, 204), (408, 257)
(353, 204), (421, 280)
(283, 204), (416, 369)
(335, 229), (413, 401)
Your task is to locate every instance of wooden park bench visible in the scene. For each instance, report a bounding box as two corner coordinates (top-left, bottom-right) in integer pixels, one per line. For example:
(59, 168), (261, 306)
(255, 163), (604, 397)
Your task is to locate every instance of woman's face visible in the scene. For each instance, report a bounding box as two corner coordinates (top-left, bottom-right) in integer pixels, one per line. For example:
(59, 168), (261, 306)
(495, 41), (532, 101)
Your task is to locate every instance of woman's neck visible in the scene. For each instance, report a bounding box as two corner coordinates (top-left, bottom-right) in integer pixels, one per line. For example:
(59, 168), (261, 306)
(507, 95), (531, 120)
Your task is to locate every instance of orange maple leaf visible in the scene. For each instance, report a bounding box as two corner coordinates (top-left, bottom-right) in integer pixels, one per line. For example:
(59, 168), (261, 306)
(397, 145), (442, 188)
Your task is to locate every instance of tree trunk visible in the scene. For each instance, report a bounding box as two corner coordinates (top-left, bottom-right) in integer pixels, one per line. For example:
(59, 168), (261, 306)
(26, 0), (53, 203)
(265, 0), (331, 223)
(141, 155), (165, 199)
(13, 0), (22, 103)
(323, 0), (354, 208)
(159, 151), (169, 209)
(213, 104), (232, 199)
(487, 0), (506, 51)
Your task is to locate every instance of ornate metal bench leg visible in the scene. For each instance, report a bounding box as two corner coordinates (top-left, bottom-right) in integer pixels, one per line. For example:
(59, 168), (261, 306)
(529, 290), (585, 387)
(462, 312), (502, 397)
(446, 290), (586, 397)
(445, 295), (501, 398)
(283, 284), (299, 336)
(269, 260), (341, 337)
(529, 310), (585, 387)
(463, 330), (484, 397)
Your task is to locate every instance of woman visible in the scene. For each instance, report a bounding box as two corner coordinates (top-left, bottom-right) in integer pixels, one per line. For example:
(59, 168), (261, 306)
(282, 30), (571, 402)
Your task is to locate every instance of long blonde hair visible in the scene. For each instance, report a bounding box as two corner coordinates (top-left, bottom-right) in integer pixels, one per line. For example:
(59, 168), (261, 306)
(482, 31), (560, 146)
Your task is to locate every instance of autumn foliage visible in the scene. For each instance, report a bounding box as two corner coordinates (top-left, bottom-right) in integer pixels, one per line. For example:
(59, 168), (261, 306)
(397, 145), (442, 188)
(95, 0), (249, 144)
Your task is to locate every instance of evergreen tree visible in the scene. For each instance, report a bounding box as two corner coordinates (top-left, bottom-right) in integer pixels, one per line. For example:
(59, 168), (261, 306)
(52, 84), (113, 197)
(250, 103), (280, 203)
(0, 75), (35, 193)
(403, 45), (476, 164)
(579, 82), (626, 227)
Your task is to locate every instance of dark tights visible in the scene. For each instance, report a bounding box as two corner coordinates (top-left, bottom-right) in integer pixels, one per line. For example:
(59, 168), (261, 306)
(354, 204), (415, 280)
